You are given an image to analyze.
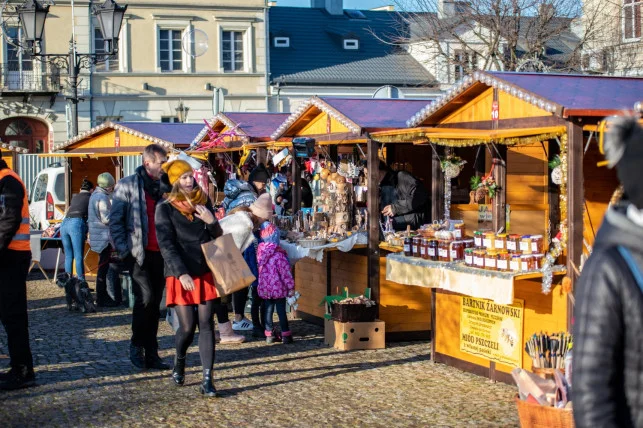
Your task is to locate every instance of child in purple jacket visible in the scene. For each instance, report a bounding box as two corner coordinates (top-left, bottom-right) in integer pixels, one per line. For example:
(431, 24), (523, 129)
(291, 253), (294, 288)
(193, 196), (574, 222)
(257, 222), (294, 344)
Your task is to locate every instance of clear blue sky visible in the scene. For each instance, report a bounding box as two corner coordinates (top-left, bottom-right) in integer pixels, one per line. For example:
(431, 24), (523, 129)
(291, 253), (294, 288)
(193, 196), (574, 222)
(274, 0), (396, 10)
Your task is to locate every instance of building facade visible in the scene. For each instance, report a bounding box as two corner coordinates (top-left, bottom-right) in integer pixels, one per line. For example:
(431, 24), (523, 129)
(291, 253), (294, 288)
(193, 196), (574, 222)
(0, 0), (269, 151)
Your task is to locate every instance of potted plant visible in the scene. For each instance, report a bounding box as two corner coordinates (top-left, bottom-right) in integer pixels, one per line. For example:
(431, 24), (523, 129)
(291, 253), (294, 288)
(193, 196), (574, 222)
(440, 154), (467, 179)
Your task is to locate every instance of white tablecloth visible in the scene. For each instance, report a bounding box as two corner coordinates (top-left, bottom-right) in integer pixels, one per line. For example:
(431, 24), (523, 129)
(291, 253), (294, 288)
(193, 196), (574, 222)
(280, 232), (368, 265)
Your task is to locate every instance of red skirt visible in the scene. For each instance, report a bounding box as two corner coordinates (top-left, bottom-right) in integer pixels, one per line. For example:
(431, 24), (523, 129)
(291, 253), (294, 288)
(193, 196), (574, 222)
(166, 272), (218, 307)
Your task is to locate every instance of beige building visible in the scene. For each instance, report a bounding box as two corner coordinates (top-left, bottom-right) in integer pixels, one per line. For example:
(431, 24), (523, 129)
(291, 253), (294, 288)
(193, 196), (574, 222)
(0, 0), (269, 151)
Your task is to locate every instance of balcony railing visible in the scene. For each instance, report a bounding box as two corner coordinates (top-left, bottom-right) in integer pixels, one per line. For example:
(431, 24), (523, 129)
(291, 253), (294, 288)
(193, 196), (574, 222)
(0, 62), (61, 93)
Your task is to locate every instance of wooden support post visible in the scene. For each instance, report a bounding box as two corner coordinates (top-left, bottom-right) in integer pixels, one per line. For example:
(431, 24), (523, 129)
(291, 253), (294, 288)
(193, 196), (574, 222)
(329, 144), (338, 164)
(567, 123), (584, 330)
(292, 156), (301, 214)
(256, 148), (267, 166)
(492, 146), (507, 233)
(431, 147), (444, 222)
(367, 138), (380, 313)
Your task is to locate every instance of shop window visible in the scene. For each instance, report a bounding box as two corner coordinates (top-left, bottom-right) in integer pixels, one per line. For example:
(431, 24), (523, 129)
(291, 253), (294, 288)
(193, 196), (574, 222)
(624, 0), (642, 41)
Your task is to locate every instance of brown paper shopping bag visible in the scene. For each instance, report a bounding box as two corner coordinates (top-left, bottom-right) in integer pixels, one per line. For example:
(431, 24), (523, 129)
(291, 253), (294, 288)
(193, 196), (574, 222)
(201, 234), (256, 297)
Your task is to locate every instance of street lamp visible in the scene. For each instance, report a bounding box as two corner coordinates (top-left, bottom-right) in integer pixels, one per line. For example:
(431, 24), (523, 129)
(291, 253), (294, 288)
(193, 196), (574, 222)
(13, 0), (128, 138)
(176, 100), (189, 123)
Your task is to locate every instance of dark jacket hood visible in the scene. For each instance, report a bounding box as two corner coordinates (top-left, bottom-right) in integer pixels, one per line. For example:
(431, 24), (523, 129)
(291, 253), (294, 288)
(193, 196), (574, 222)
(594, 202), (643, 254)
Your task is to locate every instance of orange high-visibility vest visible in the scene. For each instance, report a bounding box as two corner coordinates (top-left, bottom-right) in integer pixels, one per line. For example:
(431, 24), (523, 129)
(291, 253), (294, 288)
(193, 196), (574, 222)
(0, 168), (30, 251)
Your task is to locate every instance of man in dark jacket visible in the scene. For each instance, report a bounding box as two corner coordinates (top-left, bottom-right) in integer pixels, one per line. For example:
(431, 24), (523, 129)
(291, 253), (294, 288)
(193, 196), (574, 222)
(0, 159), (35, 390)
(573, 117), (643, 428)
(379, 161), (429, 231)
(109, 144), (170, 370)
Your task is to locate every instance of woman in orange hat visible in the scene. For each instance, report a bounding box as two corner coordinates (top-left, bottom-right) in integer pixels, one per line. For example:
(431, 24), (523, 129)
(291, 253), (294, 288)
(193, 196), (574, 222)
(155, 159), (222, 397)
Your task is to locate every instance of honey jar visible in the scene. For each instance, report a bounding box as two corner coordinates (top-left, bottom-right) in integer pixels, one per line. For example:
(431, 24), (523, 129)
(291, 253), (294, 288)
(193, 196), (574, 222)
(510, 254), (522, 272)
(533, 254), (545, 269)
(485, 250), (498, 271)
(521, 255), (536, 272)
(420, 238), (429, 260)
(438, 240), (450, 262)
(453, 221), (466, 239)
(474, 231), (484, 247)
(404, 237), (413, 257)
(450, 241), (465, 262)
(464, 248), (474, 266)
(531, 235), (544, 254)
(412, 237), (422, 258)
(497, 251), (511, 272)
(483, 232), (495, 249)
(494, 233), (507, 250)
(507, 234), (522, 252)
(520, 236), (533, 255)
(473, 248), (486, 268)
(463, 239), (475, 249)
(428, 239), (439, 261)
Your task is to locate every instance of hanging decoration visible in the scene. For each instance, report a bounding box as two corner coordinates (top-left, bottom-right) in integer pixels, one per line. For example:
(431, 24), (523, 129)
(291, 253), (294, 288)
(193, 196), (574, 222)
(548, 155), (563, 185)
(440, 151), (466, 221)
(542, 134), (568, 294)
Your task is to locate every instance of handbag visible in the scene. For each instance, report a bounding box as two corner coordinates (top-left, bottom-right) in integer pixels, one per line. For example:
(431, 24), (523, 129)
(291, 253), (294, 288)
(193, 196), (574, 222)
(201, 233), (256, 297)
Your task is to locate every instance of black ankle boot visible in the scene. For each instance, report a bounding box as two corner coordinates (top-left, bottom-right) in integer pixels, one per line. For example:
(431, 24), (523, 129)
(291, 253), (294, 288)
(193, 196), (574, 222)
(172, 356), (186, 386)
(200, 369), (217, 397)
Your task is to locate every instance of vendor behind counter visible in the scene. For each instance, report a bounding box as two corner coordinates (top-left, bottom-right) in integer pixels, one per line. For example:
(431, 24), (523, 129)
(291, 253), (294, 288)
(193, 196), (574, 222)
(379, 161), (429, 231)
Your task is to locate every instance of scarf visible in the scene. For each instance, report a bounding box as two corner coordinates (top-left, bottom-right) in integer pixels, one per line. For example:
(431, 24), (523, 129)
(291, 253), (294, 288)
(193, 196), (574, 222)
(168, 187), (208, 221)
(136, 166), (162, 201)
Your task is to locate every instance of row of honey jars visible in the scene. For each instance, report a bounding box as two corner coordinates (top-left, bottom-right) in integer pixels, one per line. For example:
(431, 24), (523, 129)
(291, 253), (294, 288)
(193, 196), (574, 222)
(473, 230), (546, 254)
(405, 238), (474, 261)
(464, 247), (545, 272)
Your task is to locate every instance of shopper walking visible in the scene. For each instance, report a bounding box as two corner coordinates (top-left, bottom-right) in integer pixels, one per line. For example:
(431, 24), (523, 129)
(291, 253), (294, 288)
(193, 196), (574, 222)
(60, 178), (94, 282)
(0, 159), (35, 390)
(155, 159), (222, 397)
(257, 222), (294, 344)
(88, 172), (120, 307)
(110, 144), (170, 370)
(573, 116), (643, 427)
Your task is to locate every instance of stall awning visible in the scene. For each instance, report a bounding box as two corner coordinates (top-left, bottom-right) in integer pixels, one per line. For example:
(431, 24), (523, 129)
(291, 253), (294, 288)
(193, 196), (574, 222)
(371, 126), (567, 146)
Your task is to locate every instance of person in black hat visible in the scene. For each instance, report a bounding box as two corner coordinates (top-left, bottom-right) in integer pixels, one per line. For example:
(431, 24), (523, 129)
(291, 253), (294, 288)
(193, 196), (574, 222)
(573, 116), (643, 427)
(248, 163), (270, 195)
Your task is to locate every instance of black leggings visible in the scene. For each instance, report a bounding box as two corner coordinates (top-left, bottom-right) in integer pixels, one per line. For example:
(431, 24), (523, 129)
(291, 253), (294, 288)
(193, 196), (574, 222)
(174, 299), (216, 370)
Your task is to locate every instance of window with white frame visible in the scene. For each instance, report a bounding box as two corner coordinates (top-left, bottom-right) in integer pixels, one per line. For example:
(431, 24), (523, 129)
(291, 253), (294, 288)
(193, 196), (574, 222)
(93, 24), (120, 72)
(343, 39), (359, 50)
(159, 29), (183, 72)
(274, 36), (290, 48)
(222, 31), (244, 72)
(623, 0), (642, 40)
(453, 50), (478, 81)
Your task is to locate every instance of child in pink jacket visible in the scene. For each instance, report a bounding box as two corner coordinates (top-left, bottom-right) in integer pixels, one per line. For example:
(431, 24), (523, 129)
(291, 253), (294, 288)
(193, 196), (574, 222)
(257, 222), (294, 344)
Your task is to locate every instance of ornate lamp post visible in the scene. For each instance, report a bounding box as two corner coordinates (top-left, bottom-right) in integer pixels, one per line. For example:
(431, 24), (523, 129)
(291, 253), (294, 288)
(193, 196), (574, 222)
(176, 99), (189, 123)
(11, 0), (127, 137)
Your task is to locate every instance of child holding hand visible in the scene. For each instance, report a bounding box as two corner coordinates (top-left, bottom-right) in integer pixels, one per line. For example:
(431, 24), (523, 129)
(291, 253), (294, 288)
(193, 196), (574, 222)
(257, 222), (294, 344)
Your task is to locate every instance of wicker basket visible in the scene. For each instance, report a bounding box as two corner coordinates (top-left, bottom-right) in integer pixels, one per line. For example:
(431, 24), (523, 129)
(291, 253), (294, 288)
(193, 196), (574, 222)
(515, 395), (574, 428)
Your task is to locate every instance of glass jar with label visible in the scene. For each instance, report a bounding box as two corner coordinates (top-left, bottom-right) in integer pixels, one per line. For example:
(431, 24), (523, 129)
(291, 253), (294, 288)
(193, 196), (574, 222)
(521, 254), (536, 272)
(438, 240), (450, 262)
(510, 254), (522, 272)
(404, 237), (413, 257)
(483, 232), (495, 249)
(464, 248), (474, 266)
(533, 254), (545, 269)
(507, 234), (522, 252)
(450, 241), (465, 261)
(412, 237), (422, 258)
(428, 239), (439, 261)
(530, 235), (544, 254)
(497, 251), (511, 272)
(474, 231), (484, 247)
(473, 248), (486, 268)
(520, 236), (533, 255)
(463, 239), (475, 249)
(495, 233), (507, 250)
(453, 222), (465, 239)
(420, 238), (429, 260)
(485, 249), (498, 271)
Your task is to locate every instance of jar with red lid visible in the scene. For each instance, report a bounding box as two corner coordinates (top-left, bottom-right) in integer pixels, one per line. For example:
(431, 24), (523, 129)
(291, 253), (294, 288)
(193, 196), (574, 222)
(521, 255), (536, 272)
(507, 234), (522, 252)
(438, 240), (450, 262)
(485, 250), (498, 271)
(428, 240), (439, 261)
(497, 251), (511, 272)
(420, 238), (429, 260)
(412, 237), (422, 258)
(450, 241), (465, 261)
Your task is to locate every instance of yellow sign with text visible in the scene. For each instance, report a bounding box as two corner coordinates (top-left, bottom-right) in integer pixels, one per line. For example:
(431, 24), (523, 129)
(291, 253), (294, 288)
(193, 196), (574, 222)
(460, 296), (524, 367)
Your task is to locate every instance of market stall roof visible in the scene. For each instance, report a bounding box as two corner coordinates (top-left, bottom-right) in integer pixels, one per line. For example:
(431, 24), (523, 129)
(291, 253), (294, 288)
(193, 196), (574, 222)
(271, 96), (430, 141)
(408, 71), (643, 128)
(190, 112), (290, 151)
(0, 142), (29, 154)
(52, 121), (204, 152)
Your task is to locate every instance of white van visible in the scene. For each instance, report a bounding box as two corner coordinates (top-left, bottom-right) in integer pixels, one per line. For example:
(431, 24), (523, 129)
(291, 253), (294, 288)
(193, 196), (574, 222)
(29, 163), (66, 230)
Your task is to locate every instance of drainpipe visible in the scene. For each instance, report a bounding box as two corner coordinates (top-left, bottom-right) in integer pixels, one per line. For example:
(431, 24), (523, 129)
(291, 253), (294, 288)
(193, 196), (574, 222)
(264, 4), (271, 111)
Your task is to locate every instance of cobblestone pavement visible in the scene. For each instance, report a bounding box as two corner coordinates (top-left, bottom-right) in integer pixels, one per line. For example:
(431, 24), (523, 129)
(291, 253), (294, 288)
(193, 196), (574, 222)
(0, 275), (519, 427)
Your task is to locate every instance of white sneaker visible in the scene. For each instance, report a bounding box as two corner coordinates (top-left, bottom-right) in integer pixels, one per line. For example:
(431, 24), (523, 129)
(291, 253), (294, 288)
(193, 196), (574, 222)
(232, 319), (253, 331)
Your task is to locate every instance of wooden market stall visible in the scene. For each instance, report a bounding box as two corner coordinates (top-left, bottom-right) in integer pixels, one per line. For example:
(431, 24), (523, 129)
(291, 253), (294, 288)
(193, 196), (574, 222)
(43, 121), (203, 279)
(1, 142), (29, 172)
(372, 71), (636, 382)
(270, 96), (433, 340)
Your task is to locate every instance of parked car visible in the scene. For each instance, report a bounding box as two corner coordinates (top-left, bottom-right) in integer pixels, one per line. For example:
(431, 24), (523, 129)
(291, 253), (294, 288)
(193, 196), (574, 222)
(29, 163), (66, 230)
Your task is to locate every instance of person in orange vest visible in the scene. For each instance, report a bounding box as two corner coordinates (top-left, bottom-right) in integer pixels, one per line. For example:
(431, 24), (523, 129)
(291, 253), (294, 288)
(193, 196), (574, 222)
(0, 159), (35, 390)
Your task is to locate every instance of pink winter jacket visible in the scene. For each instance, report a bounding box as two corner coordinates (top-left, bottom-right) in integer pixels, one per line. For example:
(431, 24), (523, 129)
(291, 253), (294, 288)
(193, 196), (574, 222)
(257, 242), (295, 300)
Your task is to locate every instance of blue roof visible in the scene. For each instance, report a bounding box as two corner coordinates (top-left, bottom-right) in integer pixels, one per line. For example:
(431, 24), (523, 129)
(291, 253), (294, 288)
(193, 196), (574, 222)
(269, 7), (435, 86)
(116, 122), (205, 146)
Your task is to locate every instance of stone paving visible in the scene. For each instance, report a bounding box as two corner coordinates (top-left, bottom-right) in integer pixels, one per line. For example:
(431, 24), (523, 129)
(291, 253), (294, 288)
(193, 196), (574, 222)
(0, 274), (520, 427)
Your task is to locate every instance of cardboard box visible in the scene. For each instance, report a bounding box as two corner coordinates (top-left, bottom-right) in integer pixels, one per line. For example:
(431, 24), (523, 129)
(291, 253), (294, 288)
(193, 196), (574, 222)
(324, 318), (385, 351)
